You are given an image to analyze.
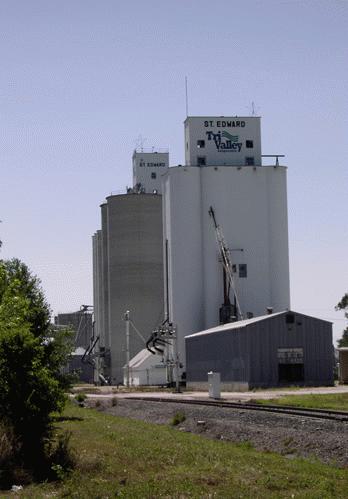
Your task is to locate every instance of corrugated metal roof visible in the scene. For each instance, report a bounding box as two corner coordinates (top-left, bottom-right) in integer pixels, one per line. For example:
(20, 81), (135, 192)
(72, 347), (86, 355)
(185, 309), (332, 339)
(124, 348), (164, 369)
(185, 311), (285, 338)
(126, 349), (152, 368)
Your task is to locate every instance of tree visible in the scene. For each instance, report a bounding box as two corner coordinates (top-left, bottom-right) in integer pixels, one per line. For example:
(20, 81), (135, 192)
(335, 293), (348, 348)
(0, 258), (73, 473)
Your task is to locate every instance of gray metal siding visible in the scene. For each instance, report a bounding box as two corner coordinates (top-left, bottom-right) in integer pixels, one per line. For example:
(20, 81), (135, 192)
(186, 312), (334, 388)
(186, 328), (250, 383)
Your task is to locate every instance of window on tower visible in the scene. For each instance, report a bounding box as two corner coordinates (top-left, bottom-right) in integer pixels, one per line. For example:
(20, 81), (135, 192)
(151, 172), (157, 179)
(197, 156), (206, 166)
(245, 157), (255, 166)
(246, 140), (254, 148)
(239, 264), (247, 278)
(197, 140), (205, 148)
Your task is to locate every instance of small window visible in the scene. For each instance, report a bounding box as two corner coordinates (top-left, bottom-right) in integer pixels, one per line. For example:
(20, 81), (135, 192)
(246, 140), (254, 148)
(239, 264), (247, 278)
(286, 313), (295, 324)
(197, 140), (205, 148)
(245, 157), (255, 166)
(186, 142), (188, 150)
(232, 264), (237, 273)
(197, 156), (206, 166)
(151, 172), (157, 179)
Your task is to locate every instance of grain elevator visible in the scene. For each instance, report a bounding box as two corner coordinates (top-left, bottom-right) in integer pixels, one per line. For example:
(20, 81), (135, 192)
(92, 114), (332, 388)
(92, 150), (169, 383)
(163, 116), (290, 367)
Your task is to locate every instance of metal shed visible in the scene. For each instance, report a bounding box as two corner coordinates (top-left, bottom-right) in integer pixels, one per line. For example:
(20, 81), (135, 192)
(123, 349), (167, 387)
(185, 311), (334, 391)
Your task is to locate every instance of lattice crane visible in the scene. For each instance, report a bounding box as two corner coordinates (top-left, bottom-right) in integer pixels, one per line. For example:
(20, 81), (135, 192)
(208, 206), (243, 322)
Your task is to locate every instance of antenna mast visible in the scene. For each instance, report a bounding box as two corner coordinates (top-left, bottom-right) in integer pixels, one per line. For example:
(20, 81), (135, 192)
(185, 76), (189, 117)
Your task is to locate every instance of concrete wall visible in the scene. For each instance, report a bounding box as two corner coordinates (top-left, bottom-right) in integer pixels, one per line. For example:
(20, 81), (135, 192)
(92, 230), (103, 344)
(132, 151), (169, 193)
(185, 116), (262, 166)
(163, 165), (290, 369)
(162, 167), (205, 361)
(93, 193), (164, 383)
(101, 203), (110, 351)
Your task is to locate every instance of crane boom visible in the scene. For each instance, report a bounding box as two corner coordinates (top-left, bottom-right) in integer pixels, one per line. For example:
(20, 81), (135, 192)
(208, 206), (243, 321)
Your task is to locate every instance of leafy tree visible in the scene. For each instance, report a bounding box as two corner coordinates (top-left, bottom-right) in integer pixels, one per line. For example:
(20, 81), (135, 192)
(0, 259), (74, 472)
(335, 293), (348, 348)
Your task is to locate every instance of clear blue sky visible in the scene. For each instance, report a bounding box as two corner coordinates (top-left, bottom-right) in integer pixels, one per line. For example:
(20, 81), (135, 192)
(1, 0), (347, 343)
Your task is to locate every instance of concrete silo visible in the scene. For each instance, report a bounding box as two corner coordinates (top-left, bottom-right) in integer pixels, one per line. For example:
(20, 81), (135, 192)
(162, 116), (291, 370)
(93, 192), (164, 383)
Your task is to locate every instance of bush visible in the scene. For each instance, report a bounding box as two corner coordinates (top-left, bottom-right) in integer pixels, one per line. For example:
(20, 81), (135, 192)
(171, 411), (186, 426)
(75, 393), (87, 405)
(0, 259), (74, 481)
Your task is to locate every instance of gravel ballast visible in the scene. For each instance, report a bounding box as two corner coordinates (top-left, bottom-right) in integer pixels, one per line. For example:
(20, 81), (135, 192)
(97, 398), (348, 467)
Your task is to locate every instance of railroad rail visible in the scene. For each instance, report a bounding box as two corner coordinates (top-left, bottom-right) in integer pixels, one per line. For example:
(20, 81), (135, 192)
(126, 396), (348, 423)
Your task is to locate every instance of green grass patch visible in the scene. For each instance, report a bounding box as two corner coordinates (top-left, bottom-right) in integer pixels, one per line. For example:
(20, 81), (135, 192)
(5, 402), (348, 498)
(256, 393), (348, 411)
(171, 411), (186, 426)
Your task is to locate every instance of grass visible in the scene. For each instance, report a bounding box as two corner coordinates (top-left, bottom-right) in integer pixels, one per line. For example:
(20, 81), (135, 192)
(171, 411), (186, 426)
(255, 393), (348, 411)
(4, 402), (348, 498)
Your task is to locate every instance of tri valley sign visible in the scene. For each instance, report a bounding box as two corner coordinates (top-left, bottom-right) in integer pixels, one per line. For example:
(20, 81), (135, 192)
(203, 120), (246, 152)
(206, 130), (242, 152)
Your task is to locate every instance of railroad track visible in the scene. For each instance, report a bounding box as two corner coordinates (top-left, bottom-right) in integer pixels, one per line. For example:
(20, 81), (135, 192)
(126, 396), (348, 422)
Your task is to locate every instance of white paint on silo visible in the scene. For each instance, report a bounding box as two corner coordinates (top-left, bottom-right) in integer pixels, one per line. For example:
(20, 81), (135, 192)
(163, 164), (290, 367)
(132, 150), (169, 193)
(184, 116), (262, 167)
(163, 115), (290, 370)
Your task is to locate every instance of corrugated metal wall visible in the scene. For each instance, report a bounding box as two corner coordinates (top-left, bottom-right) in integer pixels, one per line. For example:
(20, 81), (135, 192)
(186, 312), (334, 388)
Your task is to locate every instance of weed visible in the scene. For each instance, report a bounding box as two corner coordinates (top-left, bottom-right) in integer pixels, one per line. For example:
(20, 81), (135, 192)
(49, 431), (76, 480)
(111, 397), (117, 407)
(171, 411), (186, 426)
(74, 393), (87, 406)
(236, 441), (254, 450)
(283, 437), (294, 447)
(0, 423), (18, 467)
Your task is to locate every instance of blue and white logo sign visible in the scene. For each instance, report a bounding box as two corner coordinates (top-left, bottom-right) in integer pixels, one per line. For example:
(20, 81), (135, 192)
(206, 130), (242, 152)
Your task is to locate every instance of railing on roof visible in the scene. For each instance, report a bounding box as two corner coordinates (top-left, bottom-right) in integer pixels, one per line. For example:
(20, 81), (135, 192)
(108, 189), (127, 196)
(133, 147), (169, 154)
(261, 154), (285, 166)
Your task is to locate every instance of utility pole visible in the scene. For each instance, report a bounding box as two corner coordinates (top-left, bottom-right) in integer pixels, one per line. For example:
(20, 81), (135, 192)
(173, 325), (180, 393)
(146, 322), (180, 392)
(124, 310), (130, 388)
